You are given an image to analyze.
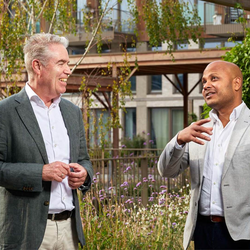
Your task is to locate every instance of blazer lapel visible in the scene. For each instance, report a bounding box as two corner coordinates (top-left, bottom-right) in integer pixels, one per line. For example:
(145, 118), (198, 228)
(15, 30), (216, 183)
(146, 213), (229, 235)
(15, 89), (48, 163)
(222, 105), (250, 178)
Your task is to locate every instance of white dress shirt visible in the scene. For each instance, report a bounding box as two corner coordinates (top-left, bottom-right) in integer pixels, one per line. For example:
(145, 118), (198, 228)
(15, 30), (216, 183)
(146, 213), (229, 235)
(25, 83), (74, 214)
(199, 102), (245, 216)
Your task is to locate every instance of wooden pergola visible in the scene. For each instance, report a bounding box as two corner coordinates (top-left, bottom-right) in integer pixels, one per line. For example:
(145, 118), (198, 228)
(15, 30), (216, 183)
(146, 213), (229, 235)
(67, 48), (228, 149)
(0, 48), (229, 149)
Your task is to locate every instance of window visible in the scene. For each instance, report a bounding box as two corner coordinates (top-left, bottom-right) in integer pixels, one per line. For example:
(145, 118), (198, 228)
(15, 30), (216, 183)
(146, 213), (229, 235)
(124, 108), (136, 138)
(150, 108), (183, 149)
(203, 42), (221, 49)
(89, 109), (110, 147)
(101, 44), (111, 53)
(151, 75), (162, 92)
(130, 76), (136, 93)
(176, 43), (188, 50)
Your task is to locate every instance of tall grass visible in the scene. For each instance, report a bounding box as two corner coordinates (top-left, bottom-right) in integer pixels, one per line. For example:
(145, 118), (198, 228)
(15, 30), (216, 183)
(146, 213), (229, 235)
(80, 174), (193, 250)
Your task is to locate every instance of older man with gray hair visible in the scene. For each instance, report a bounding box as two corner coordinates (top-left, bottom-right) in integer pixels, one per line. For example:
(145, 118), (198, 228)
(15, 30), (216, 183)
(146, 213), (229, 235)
(0, 33), (93, 250)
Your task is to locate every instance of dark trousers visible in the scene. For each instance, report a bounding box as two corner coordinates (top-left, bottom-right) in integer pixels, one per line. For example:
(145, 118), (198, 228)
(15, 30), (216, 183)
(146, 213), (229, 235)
(194, 214), (250, 249)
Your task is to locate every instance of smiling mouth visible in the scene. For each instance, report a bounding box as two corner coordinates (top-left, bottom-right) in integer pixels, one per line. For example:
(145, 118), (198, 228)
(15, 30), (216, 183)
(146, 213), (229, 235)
(205, 92), (215, 98)
(59, 78), (68, 82)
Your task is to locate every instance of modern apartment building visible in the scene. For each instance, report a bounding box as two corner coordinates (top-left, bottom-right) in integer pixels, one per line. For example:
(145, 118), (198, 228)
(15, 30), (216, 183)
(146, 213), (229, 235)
(63, 0), (250, 149)
(1, 0), (249, 149)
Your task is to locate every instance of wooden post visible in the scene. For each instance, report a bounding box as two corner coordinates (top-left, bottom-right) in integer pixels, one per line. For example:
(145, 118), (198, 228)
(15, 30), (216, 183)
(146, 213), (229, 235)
(183, 73), (188, 128)
(112, 65), (119, 156)
(141, 158), (148, 207)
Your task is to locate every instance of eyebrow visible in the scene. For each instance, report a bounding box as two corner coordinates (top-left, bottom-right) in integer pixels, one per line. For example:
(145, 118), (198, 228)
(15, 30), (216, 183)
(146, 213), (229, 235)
(56, 59), (69, 64)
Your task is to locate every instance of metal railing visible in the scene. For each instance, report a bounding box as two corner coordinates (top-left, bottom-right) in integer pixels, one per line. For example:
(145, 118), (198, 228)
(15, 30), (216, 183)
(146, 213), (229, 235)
(90, 148), (190, 206)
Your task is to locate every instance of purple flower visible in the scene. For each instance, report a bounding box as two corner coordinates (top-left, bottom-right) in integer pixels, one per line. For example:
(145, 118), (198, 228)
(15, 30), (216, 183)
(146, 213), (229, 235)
(126, 166), (131, 171)
(147, 133), (150, 135)
(136, 182), (141, 187)
(160, 185), (167, 189)
(96, 172), (100, 175)
(123, 181), (129, 187)
(121, 144), (126, 148)
(159, 200), (165, 205)
(149, 197), (154, 202)
(143, 142), (147, 145)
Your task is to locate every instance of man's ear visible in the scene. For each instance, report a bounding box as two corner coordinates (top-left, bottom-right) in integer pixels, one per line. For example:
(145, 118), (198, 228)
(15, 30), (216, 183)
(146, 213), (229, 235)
(234, 77), (242, 91)
(32, 59), (42, 75)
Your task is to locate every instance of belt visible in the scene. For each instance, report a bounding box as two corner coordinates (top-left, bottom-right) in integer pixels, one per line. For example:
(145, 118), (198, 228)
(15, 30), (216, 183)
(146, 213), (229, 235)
(48, 210), (74, 221)
(199, 214), (225, 223)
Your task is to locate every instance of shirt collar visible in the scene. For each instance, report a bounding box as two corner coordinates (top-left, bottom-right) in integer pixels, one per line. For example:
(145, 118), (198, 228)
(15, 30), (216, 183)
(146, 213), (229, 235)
(209, 101), (245, 123)
(25, 82), (61, 107)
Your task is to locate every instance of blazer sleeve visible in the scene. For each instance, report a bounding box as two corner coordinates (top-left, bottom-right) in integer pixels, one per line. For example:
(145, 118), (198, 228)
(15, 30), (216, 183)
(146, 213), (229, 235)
(157, 134), (190, 178)
(76, 108), (93, 194)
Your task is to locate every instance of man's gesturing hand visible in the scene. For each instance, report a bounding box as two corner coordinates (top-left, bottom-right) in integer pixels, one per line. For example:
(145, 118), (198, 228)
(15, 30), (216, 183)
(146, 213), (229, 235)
(177, 118), (213, 145)
(42, 161), (70, 182)
(68, 163), (88, 189)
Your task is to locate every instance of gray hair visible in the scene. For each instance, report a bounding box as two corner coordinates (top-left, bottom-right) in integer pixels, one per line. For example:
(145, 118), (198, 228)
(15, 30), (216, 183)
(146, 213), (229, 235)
(23, 33), (69, 76)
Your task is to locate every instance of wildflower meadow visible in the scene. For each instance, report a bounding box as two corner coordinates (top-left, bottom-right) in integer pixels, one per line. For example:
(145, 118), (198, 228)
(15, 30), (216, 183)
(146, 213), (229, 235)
(79, 173), (193, 250)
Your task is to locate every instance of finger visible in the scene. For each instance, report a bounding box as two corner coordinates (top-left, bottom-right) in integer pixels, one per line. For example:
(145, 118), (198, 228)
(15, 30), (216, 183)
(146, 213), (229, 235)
(192, 131), (211, 142)
(192, 124), (213, 136)
(191, 136), (206, 145)
(195, 118), (211, 126)
(68, 180), (81, 189)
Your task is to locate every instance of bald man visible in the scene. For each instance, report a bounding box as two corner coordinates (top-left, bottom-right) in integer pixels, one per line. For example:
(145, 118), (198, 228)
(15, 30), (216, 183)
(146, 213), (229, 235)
(158, 61), (250, 249)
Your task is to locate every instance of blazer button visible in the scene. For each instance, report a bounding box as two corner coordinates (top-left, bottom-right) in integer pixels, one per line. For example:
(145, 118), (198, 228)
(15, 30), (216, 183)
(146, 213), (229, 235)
(44, 201), (49, 206)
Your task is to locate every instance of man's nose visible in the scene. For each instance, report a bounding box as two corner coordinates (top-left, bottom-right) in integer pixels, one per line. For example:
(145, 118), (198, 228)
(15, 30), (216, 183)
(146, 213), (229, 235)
(65, 65), (71, 76)
(203, 81), (211, 90)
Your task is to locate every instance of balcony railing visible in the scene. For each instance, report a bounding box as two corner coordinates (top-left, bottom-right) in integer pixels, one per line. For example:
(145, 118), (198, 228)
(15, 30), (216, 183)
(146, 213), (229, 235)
(90, 148), (190, 206)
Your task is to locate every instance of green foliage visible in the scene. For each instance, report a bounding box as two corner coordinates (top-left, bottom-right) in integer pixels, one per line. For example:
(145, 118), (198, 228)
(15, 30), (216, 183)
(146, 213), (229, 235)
(120, 133), (146, 149)
(223, 28), (250, 108)
(141, 0), (203, 55)
(201, 103), (211, 119)
(0, 0), (77, 92)
(188, 112), (197, 125)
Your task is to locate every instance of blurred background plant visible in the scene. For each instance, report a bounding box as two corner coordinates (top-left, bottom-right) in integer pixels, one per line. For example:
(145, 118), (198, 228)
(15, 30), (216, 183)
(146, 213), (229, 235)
(79, 173), (193, 250)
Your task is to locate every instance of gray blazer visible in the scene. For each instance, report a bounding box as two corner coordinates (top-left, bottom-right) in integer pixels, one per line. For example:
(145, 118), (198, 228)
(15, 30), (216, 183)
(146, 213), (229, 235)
(0, 88), (93, 250)
(158, 104), (250, 250)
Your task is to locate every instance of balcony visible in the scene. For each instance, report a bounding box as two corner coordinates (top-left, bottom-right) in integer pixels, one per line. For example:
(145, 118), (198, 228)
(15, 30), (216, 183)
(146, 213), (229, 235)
(66, 11), (136, 46)
(202, 2), (250, 38)
(205, 22), (250, 37)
